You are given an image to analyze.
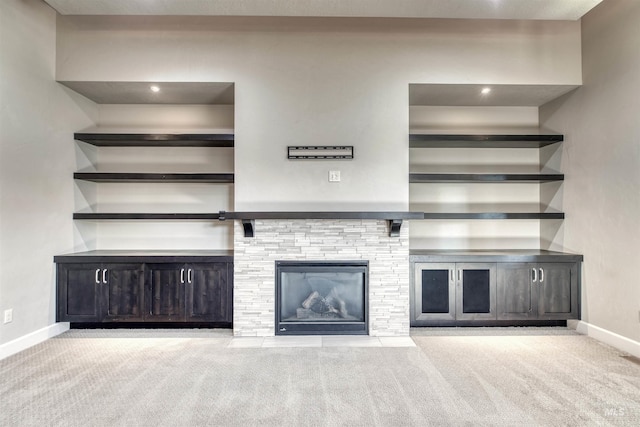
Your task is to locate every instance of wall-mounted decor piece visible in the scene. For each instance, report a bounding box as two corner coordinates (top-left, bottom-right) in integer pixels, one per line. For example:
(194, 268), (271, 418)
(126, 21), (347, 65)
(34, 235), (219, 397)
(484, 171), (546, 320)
(287, 146), (354, 160)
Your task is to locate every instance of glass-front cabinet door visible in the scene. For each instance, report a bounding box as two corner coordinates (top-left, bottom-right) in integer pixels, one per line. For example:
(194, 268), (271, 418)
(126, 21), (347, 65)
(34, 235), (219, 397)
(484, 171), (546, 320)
(413, 262), (456, 322)
(412, 262), (497, 324)
(455, 263), (497, 321)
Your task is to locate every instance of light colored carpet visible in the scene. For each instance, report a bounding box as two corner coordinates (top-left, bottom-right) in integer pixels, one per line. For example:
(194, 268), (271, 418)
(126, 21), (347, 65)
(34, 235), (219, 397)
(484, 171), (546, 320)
(1, 328), (639, 426)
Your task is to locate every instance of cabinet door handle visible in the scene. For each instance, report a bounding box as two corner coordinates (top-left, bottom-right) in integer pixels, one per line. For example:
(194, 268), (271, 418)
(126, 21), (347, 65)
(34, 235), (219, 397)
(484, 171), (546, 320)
(102, 269), (107, 284)
(180, 268), (185, 284)
(457, 269), (461, 282)
(539, 268), (544, 283)
(532, 267), (538, 283)
(95, 269), (100, 284)
(188, 269), (192, 284)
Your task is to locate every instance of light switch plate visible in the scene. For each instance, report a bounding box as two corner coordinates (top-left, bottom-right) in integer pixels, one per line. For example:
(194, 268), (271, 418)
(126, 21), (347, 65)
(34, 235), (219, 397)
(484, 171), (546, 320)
(329, 170), (341, 182)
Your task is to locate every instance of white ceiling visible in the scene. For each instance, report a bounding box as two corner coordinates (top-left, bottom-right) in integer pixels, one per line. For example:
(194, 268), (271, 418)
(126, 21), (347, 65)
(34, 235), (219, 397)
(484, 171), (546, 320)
(61, 82), (578, 106)
(59, 82), (234, 105)
(44, 0), (602, 21)
(409, 84), (579, 107)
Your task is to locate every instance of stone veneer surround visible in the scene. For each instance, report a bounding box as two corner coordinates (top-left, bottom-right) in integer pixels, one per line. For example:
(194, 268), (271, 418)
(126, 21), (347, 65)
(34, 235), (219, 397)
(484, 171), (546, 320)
(233, 219), (410, 336)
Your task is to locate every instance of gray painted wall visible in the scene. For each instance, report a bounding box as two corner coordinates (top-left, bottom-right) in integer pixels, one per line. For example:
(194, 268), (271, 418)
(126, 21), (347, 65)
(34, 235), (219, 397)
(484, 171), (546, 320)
(55, 16), (581, 214)
(53, 16), (582, 254)
(540, 0), (640, 341)
(1, 4), (592, 346)
(0, 0), (96, 345)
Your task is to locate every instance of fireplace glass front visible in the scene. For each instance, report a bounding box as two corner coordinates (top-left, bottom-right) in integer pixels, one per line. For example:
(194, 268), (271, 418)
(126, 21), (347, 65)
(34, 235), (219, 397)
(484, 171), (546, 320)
(275, 261), (368, 335)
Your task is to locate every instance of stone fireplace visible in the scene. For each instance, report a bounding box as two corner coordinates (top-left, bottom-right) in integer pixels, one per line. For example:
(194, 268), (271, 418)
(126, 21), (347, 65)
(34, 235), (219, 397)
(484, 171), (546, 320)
(233, 219), (410, 336)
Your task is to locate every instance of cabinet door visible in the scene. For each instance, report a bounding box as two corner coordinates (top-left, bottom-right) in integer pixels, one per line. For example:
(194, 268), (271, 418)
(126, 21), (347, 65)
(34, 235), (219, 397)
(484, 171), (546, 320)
(185, 263), (232, 322)
(412, 263), (456, 323)
(102, 263), (145, 322)
(57, 263), (102, 322)
(456, 263), (497, 320)
(497, 263), (537, 320)
(537, 263), (579, 319)
(146, 263), (186, 321)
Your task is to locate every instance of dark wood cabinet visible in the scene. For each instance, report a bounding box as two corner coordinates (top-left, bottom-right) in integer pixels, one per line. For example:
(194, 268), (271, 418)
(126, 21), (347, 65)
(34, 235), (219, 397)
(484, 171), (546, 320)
(496, 263), (536, 320)
(102, 263), (145, 322)
(497, 262), (579, 321)
(537, 263), (579, 319)
(413, 263), (456, 322)
(410, 251), (582, 326)
(58, 262), (145, 323)
(145, 262), (232, 322)
(413, 262), (496, 324)
(187, 263), (232, 322)
(57, 263), (103, 322)
(456, 263), (497, 321)
(55, 251), (233, 326)
(146, 263), (185, 321)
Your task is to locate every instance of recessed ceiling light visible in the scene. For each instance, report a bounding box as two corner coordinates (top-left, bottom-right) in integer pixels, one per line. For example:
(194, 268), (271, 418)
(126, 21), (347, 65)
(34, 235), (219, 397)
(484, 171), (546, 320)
(481, 87), (491, 95)
(150, 85), (160, 93)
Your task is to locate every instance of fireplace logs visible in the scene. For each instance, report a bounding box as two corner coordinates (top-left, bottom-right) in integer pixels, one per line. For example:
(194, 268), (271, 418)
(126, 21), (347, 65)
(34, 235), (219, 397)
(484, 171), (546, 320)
(299, 289), (350, 319)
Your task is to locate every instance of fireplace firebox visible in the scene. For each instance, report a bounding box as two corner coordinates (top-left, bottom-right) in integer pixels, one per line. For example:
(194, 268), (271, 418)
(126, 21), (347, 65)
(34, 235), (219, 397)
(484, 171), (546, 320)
(275, 261), (368, 335)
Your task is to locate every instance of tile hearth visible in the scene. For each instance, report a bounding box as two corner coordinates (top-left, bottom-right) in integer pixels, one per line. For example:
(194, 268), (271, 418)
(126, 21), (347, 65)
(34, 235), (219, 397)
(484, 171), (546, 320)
(227, 336), (416, 348)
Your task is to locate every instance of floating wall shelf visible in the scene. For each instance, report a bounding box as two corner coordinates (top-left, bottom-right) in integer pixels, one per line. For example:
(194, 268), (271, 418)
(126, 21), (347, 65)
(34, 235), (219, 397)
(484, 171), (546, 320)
(74, 133), (234, 147)
(226, 211), (423, 221)
(74, 172), (234, 183)
(226, 211), (423, 238)
(421, 212), (564, 220)
(409, 173), (564, 183)
(73, 211), (424, 238)
(408, 130), (568, 245)
(74, 210), (562, 225)
(73, 213), (224, 220)
(409, 133), (563, 148)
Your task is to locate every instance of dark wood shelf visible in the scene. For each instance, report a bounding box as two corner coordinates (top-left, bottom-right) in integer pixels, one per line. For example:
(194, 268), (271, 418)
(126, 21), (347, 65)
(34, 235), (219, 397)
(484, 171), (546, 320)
(72, 211), (423, 221)
(409, 133), (563, 148)
(74, 133), (234, 147)
(409, 173), (564, 183)
(73, 213), (224, 220)
(226, 211), (424, 220)
(72, 210), (422, 237)
(73, 210), (562, 222)
(74, 172), (234, 183)
(225, 212), (422, 238)
(73, 211), (563, 221)
(421, 212), (564, 220)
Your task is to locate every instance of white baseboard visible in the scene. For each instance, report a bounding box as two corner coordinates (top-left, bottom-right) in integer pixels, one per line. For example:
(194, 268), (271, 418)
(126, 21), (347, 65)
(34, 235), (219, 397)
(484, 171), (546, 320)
(574, 320), (640, 358)
(0, 322), (70, 361)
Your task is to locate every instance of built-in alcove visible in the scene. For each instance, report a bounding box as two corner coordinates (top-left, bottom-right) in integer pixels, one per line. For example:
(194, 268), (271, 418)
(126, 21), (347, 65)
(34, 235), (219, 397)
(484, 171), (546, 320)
(408, 83), (576, 251)
(61, 81), (236, 251)
(407, 84), (582, 327)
